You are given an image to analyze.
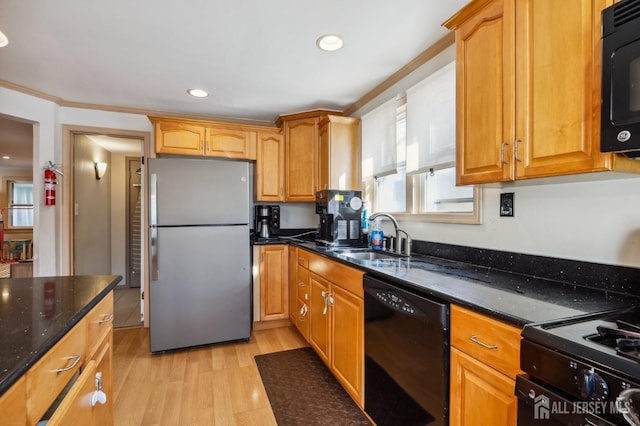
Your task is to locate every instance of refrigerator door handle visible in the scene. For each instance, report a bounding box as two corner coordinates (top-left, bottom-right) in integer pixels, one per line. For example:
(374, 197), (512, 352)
(150, 173), (159, 281)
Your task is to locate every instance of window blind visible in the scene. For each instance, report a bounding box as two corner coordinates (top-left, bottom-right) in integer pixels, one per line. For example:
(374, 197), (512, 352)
(361, 97), (398, 180)
(405, 61), (456, 175)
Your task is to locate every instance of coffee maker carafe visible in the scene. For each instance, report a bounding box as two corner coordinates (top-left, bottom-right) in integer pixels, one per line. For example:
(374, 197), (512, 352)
(254, 205), (280, 240)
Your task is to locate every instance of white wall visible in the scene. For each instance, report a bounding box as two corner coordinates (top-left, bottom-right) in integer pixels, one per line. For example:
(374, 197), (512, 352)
(0, 86), (152, 276)
(0, 87), (59, 276)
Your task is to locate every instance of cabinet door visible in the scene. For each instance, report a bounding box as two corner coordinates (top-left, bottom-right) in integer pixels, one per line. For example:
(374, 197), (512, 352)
(515, 0), (609, 179)
(205, 127), (256, 160)
(256, 132), (285, 201)
(47, 360), (98, 426)
(331, 285), (364, 408)
(454, 0), (516, 185)
(285, 117), (318, 201)
(449, 347), (518, 426)
(154, 121), (205, 155)
(259, 245), (289, 321)
(318, 116), (361, 191)
(309, 274), (331, 365)
(0, 376), (26, 426)
(92, 333), (113, 426)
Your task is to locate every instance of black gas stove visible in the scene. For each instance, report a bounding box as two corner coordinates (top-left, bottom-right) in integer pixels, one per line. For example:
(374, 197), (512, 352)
(517, 307), (640, 425)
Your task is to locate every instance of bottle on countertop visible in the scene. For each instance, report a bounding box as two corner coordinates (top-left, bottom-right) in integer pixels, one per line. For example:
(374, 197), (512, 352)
(361, 203), (368, 244)
(370, 218), (384, 251)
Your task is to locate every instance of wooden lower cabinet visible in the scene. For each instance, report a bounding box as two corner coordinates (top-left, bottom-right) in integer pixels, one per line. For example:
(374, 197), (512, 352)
(258, 245), (289, 321)
(303, 249), (365, 408)
(449, 304), (521, 425)
(1, 291), (116, 426)
(309, 273), (331, 365)
(330, 284), (364, 404)
(450, 348), (518, 426)
(0, 376), (26, 426)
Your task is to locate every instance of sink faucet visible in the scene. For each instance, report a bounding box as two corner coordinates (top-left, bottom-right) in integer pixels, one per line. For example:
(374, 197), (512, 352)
(368, 212), (411, 256)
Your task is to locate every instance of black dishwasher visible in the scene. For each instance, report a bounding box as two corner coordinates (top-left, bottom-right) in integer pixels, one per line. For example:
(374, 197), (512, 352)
(364, 275), (449, 426)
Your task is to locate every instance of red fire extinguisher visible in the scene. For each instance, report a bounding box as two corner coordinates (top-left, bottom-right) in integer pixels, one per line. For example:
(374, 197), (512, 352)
(44, 169), (57, 205)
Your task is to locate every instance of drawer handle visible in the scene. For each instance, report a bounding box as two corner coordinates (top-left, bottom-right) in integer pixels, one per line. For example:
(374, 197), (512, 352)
(51, 355), (82, 373)
(297, 282), (306, 287)
(94, 313), (114, 323)
(470, 335), (498, 350)
(298, 257), (305, 262)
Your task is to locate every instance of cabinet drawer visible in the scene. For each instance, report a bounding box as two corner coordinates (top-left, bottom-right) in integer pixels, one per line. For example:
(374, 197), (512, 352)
(451, 305), (521, 378)
(308, 252), (364, 297)
(87, 292), (114, 357)
(296, 266), (309, 302)
(297, 249), (310, 269)
(27, 318), (87, 425)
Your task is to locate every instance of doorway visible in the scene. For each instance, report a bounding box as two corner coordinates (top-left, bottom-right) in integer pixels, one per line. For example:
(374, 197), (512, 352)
(127, 157), (142, 288)
(63, 126), (150, 328)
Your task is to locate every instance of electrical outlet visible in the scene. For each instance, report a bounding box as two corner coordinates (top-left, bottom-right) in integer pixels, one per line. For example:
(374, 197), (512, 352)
(500, 192), (514, 217)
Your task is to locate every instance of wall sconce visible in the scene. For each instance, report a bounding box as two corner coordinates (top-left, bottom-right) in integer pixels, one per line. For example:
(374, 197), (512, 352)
(94, 162), (107, 180)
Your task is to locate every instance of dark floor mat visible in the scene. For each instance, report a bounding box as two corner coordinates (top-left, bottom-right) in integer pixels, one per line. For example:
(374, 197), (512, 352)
(255, 347), (371, 426)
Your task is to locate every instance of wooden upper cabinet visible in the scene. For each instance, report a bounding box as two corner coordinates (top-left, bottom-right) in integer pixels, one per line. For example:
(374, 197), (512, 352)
(150, 116), (271, 161)
(284, 116), (319, 201)
(205, 127), (256, 160)
(318, 116), (360, 191)
(256, 131), (285, 201)
(445, 0), (639, 185)
(153, 120), (205, 156)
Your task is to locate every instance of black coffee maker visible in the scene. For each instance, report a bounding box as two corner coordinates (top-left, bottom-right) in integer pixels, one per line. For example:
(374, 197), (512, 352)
(315, 189), (363, 247)
(254, 205), (280, 240)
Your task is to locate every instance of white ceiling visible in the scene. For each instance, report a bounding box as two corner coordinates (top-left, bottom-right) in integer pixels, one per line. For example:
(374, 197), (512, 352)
(0, 0), (468, 165)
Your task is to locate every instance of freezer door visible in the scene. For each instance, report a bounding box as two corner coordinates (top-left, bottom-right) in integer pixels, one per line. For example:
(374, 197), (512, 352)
(148, 157), (249, 226)
(149, 225), (251, 352)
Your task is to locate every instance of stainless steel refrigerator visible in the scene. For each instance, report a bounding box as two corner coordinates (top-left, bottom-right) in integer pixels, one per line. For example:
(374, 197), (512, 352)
(148, 157), (251, 352)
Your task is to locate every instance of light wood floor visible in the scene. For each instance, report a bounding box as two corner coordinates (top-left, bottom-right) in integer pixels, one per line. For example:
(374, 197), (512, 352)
(113, 326), (308, 426)
(113, 287), (143, 328)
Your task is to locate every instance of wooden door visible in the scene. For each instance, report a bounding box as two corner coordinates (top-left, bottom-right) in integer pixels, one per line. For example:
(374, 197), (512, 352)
(450, 0), (516, 185)
(285, 117), (318, 201)
(205, 127), (256, 159)
(256, 131), (285, 201)
(309, 274), (331, 365)
(259, 245), (288, 321)
(449, 347), (518, 426)
(154, 120), (204, 155)
(331, 285), (364, 407)
(515, 0), (610, 179)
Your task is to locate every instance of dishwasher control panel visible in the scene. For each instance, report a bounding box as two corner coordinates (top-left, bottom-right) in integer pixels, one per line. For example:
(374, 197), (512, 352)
(375, 290), (416, 314)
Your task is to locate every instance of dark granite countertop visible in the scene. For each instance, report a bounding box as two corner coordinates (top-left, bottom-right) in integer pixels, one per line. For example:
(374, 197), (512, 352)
(0, 275), (122, 396)
(288, 241), (640, 328)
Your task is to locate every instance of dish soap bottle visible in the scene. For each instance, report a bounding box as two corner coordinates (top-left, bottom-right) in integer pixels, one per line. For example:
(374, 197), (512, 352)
(370, 219), (384, 251)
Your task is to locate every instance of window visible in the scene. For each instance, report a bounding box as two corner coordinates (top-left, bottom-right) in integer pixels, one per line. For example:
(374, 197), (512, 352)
(6, 179), (34, 228)
(361, 60), (481, 224)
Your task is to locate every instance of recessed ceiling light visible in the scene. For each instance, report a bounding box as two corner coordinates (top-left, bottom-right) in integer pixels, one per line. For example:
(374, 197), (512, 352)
(2, 156), (10, 160)
(0, 30), (8, 48)
(187, 89), (209, 98)
(316, 34), (343, 52)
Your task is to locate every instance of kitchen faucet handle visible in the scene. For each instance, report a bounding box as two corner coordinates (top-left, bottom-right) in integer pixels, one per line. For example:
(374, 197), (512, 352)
(397, 228), (411, 256)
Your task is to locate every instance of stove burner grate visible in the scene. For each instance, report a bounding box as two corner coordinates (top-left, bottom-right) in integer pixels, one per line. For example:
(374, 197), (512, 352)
(585, 321), (640, 362)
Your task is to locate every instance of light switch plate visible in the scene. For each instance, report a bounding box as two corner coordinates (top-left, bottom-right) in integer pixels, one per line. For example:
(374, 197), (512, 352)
(500, 192), (514, 217)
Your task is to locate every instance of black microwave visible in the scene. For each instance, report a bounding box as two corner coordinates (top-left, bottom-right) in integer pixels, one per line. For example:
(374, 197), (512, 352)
(601, 0), (640, 157)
